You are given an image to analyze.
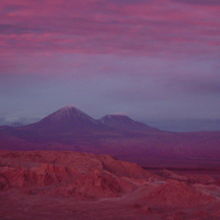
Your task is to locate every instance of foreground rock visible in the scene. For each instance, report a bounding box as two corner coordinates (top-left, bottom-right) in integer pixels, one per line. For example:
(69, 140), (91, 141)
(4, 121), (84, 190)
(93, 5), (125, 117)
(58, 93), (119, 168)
(0, 150), (220, 220)
(0, 151), (152, 198)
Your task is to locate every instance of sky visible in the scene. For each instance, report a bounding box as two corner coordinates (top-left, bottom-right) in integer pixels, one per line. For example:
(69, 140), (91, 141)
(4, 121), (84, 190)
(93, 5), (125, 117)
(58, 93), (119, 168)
(0, 0), (220, 127)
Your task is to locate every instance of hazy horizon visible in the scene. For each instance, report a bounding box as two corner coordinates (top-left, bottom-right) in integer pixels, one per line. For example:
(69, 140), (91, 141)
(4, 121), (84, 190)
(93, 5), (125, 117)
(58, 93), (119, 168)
(0, 105), (220, 132)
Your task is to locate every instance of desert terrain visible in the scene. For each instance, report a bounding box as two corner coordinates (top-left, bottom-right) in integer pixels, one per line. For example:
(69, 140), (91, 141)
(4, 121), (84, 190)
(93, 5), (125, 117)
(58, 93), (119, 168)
(1, 150), (220, 220)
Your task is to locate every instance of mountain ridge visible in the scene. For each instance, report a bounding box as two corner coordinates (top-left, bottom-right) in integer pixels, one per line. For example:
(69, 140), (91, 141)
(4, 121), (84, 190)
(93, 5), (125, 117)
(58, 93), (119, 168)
(25, 105), (100, 132)
(99, 114), (159, 132)
(19, 106), (158, 135)
(0, 106), (220, 168)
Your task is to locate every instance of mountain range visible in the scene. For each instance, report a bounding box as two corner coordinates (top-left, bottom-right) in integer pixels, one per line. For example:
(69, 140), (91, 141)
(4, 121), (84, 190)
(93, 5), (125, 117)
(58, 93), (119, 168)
(0, 105), (220, 168)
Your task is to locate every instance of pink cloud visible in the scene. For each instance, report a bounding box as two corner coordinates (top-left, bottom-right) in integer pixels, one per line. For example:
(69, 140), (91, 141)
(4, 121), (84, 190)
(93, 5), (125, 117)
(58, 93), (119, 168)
(0, 0), (219, 58)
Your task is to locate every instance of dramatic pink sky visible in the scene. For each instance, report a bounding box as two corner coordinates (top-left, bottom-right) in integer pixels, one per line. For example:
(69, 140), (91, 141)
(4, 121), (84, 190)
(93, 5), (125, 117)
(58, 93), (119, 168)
(0, 0), (220, 124)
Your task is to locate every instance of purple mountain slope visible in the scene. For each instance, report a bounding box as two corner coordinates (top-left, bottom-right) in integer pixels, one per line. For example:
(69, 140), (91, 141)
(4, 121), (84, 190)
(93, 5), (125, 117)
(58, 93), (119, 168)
(0, 106), (157, 145)
(0, 106), (220, 168)
(25, 106), (102, 133)
(100, 114), (159, 132)
(17, 106), (159, 137)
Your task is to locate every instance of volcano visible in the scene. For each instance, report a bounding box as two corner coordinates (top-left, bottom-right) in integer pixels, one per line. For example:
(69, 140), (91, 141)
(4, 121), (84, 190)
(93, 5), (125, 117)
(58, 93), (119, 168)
(100, 114), (159, 132)
(25, 106), (103, 133)
(0, 106), (220, 168)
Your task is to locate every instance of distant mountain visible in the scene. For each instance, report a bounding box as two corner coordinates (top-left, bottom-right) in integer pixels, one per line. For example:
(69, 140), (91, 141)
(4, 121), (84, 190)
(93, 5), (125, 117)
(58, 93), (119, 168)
(25, 106), (102, 133)
(0, 106), (220, 168)
(0, 106), (158, 145)
(100, 114), (159, 132)
(15, 106), (159, 139)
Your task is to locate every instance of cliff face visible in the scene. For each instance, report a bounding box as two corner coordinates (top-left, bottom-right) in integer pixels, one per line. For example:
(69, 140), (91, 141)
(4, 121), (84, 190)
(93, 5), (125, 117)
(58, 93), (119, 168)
(0, 150), (152, 199)
(1, 150), (220, 220)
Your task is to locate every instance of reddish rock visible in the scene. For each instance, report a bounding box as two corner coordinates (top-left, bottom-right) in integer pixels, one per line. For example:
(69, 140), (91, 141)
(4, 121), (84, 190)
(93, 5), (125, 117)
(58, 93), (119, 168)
(142, 180), (214, 208)
(0, 150), (151, 198)
(0, 150), (219, 220)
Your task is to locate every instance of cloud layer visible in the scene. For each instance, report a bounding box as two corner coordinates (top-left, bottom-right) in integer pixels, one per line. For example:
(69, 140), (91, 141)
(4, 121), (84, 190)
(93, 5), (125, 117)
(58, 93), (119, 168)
(0, 0), (219, 56)
(0, 0), (220, 122)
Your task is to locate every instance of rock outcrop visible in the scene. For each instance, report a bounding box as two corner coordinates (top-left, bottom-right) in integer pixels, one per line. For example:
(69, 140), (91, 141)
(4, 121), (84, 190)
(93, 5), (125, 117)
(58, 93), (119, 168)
(0, 151), (152, 199)
(0, 150), (220, 220)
